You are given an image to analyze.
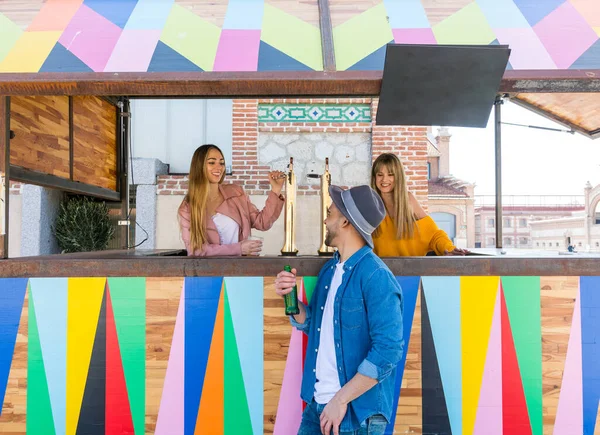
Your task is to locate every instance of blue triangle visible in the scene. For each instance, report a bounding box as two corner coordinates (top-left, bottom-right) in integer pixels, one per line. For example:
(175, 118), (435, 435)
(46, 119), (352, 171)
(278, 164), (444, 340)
(84, 0), (138, 28)
(571, 39), (600, 69)
(148, 41), (202, 72)
(40, 43), (93, 73)
(490, 39), (513, 70)
(257, 41), (313, 72)
(347, 42), (392, 71)
(513, 0), (564, 27)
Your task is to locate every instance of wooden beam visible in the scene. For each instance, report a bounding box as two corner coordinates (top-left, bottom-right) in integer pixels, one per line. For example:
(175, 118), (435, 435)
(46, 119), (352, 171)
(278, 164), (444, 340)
(0, 70), (599, 97)
(318, 0), (336, 72)
(69, 96), (73, 180)
(0, 96), (8, 258)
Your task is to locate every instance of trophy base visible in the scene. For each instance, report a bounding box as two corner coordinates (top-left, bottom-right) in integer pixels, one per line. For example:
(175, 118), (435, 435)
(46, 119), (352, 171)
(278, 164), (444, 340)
(318, 251), (334, 256)
(280, 251), (298, 256)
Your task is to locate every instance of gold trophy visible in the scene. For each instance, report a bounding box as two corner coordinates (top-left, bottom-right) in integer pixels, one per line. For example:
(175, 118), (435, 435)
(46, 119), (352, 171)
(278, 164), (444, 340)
(281, 157), (298, 256)
(317, 158), (335, 256)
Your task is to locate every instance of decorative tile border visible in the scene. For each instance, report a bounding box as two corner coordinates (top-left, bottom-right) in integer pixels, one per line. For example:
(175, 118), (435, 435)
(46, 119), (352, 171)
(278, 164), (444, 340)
(258, 104), (371, 123)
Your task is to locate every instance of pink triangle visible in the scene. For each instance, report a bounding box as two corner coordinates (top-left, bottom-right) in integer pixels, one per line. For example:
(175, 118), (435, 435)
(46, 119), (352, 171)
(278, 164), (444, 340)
(273, 327), (304, 435)
(554, 291), (583, 434)
(155, 282), (185, 435)
(474, 286), (503, 435)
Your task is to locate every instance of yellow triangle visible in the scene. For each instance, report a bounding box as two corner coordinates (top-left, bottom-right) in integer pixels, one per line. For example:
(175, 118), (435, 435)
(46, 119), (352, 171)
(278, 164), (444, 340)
(66, 278), (106, 435)
(461, 277), (499, 435)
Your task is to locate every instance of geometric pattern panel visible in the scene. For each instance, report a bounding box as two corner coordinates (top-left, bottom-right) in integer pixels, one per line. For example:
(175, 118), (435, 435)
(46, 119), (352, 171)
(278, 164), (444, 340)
(0, 1), (599, 72)
(258, 104), (371, 123)
(0, 275), (599, 434)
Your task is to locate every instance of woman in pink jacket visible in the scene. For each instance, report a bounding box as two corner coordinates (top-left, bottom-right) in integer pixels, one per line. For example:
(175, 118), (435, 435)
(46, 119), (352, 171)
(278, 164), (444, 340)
(178, 144), (285, 256)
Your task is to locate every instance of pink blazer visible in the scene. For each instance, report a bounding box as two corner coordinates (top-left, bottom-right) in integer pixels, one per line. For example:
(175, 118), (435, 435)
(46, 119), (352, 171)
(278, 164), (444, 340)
(178, 183), (284, 256)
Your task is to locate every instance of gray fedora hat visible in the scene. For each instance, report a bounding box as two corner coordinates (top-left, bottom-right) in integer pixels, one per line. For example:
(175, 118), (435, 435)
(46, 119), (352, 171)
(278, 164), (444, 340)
(329, 185), (386, 248)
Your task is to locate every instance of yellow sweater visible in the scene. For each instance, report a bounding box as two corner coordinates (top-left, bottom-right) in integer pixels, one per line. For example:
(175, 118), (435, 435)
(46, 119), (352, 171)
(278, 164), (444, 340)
(373, 215), (455, 257)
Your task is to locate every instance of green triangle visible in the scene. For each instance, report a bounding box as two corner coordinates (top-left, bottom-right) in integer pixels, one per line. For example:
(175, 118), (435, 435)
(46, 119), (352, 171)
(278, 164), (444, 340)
(224, 288), (253, 435)
(501, 276), (542, 435)
(106, 278), (146, 435)
(27, 285), (56, 435)
(303, 276), (318, 304)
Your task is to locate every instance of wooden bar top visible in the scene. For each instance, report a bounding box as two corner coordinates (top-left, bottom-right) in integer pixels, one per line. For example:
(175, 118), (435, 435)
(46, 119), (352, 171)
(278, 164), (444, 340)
(1, 249), (599, 277)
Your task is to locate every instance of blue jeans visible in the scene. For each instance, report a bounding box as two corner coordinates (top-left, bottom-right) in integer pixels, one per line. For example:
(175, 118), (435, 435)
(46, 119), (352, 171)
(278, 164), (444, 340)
(298, 400), (387, 435)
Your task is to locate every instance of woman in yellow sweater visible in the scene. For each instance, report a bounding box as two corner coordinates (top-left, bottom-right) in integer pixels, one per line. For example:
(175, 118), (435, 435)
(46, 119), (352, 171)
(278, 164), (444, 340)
(371, 153), (469, 256)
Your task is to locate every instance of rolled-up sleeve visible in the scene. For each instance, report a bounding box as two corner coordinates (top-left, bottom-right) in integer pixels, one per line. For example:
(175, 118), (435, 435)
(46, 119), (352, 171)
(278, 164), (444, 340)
(357, 269), (404, 382)
(289, 301), (311, 334)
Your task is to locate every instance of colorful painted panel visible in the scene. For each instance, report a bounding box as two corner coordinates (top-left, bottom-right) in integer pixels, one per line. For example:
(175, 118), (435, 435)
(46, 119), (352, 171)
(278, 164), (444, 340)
(0, 1), (599, 72)
(0, 275), (599, 434)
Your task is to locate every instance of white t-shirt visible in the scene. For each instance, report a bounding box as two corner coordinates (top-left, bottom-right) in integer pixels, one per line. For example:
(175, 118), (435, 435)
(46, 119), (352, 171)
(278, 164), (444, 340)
(314, 261), (345, 404)
(211, 213), (239, 245)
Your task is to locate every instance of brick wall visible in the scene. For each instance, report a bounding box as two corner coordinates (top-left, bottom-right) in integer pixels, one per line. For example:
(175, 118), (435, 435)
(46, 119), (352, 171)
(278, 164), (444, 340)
(155, 98), (429, 206)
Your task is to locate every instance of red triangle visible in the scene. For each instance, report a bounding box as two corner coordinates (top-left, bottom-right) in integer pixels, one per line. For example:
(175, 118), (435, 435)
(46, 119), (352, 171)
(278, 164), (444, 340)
(501, 286), (532, 435)
(301, 282), (308, 412)
(106, 287), (135, 434)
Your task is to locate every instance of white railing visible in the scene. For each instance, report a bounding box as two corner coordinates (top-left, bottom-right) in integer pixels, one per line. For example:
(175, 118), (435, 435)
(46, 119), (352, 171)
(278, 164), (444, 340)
(475, 195), (585, 208)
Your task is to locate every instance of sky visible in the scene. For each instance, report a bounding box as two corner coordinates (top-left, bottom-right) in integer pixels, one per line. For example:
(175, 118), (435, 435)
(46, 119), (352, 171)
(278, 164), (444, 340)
(446, 100), (600, 197)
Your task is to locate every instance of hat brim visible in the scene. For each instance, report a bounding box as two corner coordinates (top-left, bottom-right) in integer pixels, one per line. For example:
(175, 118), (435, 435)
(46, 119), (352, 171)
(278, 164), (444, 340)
(329, 185), (374, 249)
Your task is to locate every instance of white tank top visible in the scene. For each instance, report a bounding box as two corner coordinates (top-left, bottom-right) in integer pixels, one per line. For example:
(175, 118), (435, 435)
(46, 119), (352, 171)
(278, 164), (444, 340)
(211, 213), (240, 245)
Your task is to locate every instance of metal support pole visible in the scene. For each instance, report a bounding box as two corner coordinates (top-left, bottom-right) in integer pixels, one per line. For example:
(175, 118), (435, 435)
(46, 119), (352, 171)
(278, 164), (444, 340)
(0, 96), (9, 258)
(118, 98), (130, 249)
(495, 95), (503, 249)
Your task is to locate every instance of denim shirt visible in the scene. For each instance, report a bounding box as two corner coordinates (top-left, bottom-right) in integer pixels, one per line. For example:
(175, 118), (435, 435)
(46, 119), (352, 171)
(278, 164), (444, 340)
(290, 246), (404, 432)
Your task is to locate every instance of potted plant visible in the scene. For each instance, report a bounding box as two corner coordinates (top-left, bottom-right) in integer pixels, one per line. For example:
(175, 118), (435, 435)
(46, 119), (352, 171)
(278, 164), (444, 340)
(53, 196), (115, 253)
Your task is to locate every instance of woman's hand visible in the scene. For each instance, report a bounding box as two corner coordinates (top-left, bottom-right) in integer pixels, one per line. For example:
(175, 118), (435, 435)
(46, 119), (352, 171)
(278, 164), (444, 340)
(241, 239), (262, 256)
(444, 247), (470, 256)
(268, 170), (286, 195)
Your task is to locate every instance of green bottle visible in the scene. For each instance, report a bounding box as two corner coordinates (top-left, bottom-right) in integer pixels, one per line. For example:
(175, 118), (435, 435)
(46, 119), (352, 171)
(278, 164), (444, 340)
(283, 265), (300, 315)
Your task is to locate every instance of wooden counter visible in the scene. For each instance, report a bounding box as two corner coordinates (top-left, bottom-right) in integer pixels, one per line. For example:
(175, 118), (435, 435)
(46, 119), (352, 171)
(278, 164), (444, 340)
(0, 253), (598, 434)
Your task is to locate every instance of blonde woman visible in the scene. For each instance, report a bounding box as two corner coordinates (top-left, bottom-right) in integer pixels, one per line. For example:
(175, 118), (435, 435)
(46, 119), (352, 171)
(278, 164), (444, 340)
(371, 153), (468, 256)
(178, 144), (285, 256)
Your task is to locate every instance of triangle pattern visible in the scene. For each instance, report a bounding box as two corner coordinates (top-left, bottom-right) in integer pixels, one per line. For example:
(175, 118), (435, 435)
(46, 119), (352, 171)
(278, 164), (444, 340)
(194, 284), (224, 435)
(421, 289), (452, 434)
(155, 281), (185, 435)
(571, 39), (600, 69)
(421, 277), (462, 435)
(490, 39), (513, 70)
(224, 288), (253, 434)
(502, 277), (542, 435)
(461, 277), (499, 435)
(553, 289), (583, 433)
(580, 276), (600, 435)
(106, 278), (145, 435)
(273, 328), (304, 434)
(387, 276), (421, 434)
(105, 288), (134, 435)
(512, 0), (565, 27)
(347, 42), (392, 71)
(39, 43), (93, 73)
(185, 277), (222, 435)
(0, 278), (27, 415)
(421, 0), (471, 25)
(148, 41), (203, 72)
(29, 278), (67, 435)
(27, 285), (56, 435)
(76, 288), (106, 435)
(84, 0), (139, 28)
(501, 286), (532, 435)
(258, 41), (313, 71)
(66, 278), (105, 435)
(224, 278), (263, 435)
(473, 287), (502, 435)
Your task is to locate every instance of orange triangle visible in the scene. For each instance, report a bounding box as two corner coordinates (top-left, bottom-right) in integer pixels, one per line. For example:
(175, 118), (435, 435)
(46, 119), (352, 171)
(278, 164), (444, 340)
(194, 287), (224, 434)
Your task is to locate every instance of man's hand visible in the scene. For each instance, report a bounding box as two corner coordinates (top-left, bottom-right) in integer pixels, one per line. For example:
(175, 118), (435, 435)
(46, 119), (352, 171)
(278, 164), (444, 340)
(319, 396), (347, 435)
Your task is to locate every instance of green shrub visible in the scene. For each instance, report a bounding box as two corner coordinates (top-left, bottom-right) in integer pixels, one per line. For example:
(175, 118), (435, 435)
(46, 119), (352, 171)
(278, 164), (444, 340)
(53, 196), (115, 253)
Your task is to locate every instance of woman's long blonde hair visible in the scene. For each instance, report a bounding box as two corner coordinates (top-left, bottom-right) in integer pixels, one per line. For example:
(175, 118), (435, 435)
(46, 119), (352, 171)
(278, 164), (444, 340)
(371, 153), (416, 239)
(185, 144), (226, 252)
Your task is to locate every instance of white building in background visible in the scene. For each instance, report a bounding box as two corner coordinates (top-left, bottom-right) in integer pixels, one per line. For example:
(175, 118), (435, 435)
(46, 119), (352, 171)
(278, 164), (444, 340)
(529, 182), (600, 252)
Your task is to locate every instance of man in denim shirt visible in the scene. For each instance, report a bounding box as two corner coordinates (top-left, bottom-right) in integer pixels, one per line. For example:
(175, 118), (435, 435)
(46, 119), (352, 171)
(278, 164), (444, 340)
(275, 185), (404, 435)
